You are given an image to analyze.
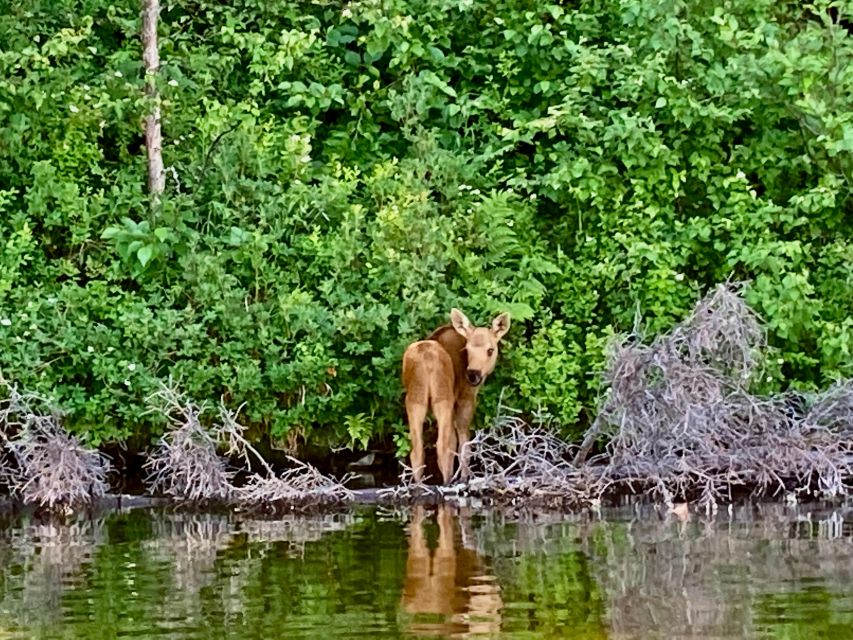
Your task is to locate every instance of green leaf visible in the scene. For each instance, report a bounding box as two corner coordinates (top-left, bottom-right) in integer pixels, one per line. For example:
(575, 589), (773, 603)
(101, 226), (121, 240)
(504, 302), (535, 321)
(344, 50), (361, 66)
(427, 45), (445, 62)
(229, 226), (247, 246)
(421, 70), (456, 97)
(365, 38), (387, 58)
(137, 245), (154, 268)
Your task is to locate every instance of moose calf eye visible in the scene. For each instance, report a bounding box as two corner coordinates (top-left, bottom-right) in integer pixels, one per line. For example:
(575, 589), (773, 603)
(487, 348), (495, 356)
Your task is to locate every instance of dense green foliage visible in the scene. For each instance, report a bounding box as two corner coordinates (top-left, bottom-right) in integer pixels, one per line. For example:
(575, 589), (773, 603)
(1, 0), (851, 450)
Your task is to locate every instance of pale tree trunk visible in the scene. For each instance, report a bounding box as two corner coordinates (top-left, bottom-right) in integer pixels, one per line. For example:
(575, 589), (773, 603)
(141, 0), (165, 200)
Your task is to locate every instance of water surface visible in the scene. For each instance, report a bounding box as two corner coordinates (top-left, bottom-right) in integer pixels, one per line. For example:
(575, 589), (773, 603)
(1, 502), (852, 638)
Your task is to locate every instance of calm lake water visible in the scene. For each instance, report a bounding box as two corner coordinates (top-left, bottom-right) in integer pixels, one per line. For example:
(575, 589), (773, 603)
(1, 501), (853, 638)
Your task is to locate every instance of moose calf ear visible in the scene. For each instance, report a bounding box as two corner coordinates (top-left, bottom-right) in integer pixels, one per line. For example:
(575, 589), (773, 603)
(450, 308), (472, 337)
(491, 312), (511, 341)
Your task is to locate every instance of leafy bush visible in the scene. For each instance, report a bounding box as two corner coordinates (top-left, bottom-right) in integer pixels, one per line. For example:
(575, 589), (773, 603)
(0, 0), (850, 451)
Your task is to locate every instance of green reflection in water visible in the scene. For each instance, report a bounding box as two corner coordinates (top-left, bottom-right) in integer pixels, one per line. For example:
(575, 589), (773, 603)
(0, 506), (606, 639)
(756, 587), (853, 640)
(0, 504), (852, 639)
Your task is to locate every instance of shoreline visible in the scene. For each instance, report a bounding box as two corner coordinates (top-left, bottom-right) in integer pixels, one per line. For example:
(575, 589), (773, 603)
(0, 482), (845, 522)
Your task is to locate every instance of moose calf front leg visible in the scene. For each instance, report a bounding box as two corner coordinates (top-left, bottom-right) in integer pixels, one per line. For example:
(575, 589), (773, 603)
(454, 401), (476, 480)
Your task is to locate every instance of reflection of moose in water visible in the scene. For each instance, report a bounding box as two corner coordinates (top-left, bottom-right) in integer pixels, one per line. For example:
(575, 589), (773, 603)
(401, 505), (503, 636)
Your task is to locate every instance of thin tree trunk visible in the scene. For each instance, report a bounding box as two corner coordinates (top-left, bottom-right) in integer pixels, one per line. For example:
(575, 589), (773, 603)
(141, 0), (164, 200)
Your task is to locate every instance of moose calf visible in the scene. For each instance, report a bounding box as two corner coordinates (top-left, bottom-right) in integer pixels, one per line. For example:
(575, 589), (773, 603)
(402, 309), (510, 484)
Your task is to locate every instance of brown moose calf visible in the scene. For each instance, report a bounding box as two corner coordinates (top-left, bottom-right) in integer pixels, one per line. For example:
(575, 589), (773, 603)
(402, 309), (510, 484)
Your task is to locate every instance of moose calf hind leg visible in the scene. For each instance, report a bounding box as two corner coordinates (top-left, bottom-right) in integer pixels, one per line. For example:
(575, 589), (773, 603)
(406, 398), (428, 482)
(434, 400), (457, 484)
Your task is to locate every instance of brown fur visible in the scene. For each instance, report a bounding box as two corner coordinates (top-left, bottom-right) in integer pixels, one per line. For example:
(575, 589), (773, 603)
(402, 308), (510, 483)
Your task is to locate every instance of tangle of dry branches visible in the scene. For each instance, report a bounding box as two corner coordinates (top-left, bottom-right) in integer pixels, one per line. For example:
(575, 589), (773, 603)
(144, 384), (352, 507)
(0, 382), (111, 511)
(456, 406), (602, 508)
(236, 456), (354, 505)
(586, 284), (853, 507)
(462, 284), (853, 509)
(377, 462), (440, 501)
(143, 387), (235, 503)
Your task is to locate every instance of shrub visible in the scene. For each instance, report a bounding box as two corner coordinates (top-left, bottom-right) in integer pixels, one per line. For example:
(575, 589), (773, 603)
(0, 0), (850, 451)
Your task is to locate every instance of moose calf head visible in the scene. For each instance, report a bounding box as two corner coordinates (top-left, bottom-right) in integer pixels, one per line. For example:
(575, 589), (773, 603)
(449, 308), (511, 387)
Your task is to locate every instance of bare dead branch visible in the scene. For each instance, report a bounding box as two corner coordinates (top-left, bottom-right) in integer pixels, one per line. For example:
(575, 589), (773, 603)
(377, 462), (439, 500)
(235, 456), (354, 505)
